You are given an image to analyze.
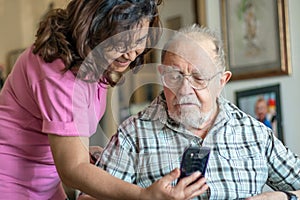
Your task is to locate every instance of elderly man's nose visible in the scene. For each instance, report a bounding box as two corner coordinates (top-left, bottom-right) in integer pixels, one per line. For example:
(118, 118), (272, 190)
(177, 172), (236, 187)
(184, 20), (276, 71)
(177, 78), (194, 95)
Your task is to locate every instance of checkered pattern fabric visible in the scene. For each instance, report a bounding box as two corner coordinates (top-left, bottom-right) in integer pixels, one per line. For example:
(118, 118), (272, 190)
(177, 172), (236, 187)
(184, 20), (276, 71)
(98, 93), (300, 199)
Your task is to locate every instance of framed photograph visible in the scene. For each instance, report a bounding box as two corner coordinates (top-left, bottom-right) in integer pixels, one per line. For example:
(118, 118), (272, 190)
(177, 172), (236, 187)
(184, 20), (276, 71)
(195, 0), (207, 26)
(161, 0), (206, 30)
(220, 0), (291, 80)
(235, 84), (284, 143)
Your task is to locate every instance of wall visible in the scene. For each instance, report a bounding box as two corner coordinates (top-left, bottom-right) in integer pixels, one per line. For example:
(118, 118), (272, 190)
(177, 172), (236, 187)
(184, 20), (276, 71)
(0, 0), (22, 76)
(206, 0), (300, 155)
(0, 0), (68, 77)
(1, 0), (299, 154)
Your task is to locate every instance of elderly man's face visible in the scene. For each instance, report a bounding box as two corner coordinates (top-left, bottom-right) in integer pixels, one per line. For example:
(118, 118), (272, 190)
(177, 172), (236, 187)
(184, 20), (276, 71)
(160, 39), (223, 129)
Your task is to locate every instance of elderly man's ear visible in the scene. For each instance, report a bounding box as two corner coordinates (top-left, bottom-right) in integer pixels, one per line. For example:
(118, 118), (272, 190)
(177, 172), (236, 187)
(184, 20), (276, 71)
(158, 64), (164, 74)
(220, 71), (232, 87)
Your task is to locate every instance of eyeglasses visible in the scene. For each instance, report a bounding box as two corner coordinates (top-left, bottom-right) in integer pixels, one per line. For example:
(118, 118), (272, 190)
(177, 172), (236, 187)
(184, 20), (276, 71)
(161, 67), (222, 90)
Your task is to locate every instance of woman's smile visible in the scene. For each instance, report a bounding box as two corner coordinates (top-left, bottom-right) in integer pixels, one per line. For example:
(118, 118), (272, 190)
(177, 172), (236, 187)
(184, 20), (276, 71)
(114, 57), (131, 67)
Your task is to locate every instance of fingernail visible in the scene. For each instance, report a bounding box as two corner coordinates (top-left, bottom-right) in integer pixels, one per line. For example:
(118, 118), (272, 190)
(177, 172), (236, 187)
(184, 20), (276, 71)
(194, 171), (201, 176)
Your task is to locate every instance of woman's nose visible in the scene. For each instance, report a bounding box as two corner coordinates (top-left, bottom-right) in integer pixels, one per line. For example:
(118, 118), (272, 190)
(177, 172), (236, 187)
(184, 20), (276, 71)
(124, 48), (143, 61)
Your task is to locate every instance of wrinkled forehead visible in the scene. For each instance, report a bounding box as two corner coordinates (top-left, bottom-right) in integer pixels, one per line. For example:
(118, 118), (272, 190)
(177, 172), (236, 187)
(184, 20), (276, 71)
(164, 36), (216, 74)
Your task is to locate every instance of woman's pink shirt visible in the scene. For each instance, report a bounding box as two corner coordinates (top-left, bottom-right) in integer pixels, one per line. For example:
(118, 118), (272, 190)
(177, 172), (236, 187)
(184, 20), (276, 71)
(0, 47), (107, 199)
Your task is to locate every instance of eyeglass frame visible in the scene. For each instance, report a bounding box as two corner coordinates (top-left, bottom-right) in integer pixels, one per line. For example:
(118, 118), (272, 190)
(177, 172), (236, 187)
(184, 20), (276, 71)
(160, 65), (223, 90)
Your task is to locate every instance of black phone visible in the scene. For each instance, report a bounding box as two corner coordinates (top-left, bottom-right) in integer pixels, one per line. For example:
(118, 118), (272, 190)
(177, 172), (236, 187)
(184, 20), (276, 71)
(178, 146), (210, 184)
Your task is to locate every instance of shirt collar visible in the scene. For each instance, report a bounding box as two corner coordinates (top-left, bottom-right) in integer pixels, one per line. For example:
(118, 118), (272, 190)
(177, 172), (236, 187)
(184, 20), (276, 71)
(138, 93), (240, 136)
(209, 96), (245, 134)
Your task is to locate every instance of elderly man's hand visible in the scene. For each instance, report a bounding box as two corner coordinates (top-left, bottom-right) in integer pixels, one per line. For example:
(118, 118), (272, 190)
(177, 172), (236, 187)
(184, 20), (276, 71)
(245, 191), (293, 200)
(89, 146), (103, 164)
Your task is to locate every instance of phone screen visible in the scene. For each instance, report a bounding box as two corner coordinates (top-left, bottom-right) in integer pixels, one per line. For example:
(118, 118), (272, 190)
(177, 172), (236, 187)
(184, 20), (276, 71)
(178, 146), (210, 184)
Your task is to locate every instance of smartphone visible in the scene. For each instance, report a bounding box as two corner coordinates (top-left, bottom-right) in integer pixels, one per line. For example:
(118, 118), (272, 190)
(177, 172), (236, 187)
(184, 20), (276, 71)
(178, 146), (210, 184)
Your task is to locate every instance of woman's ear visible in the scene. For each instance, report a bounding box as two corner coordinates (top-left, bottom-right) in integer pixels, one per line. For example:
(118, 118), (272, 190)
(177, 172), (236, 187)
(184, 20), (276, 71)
(220, 71), (232, 86)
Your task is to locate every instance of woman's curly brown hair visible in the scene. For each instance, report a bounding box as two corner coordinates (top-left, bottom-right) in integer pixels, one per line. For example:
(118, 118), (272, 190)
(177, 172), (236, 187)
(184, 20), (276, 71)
(33, 0), (162, 86)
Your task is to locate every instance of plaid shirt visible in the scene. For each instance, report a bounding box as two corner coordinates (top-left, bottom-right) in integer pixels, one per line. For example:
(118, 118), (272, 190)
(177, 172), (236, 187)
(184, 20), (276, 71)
(99, 93), (300, 199)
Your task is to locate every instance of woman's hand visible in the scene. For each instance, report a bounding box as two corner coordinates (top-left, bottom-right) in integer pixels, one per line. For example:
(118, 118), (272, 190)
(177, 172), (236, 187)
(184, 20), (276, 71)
(141, 168), (209, 200)
(76, 168), (208, 200)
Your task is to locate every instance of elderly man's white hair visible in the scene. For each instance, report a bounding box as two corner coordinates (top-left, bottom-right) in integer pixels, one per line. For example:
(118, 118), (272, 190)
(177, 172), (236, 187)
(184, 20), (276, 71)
(161, 24), (226, 72)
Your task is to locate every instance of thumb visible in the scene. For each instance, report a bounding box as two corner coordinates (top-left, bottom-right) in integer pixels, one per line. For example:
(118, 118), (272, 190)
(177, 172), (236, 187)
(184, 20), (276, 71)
(161, 168), (180, 183)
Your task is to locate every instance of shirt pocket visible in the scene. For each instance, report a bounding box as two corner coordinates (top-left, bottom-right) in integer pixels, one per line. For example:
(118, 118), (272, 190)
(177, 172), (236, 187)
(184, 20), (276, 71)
(216, 142), (267, 194)
(136, 152), (181, 187)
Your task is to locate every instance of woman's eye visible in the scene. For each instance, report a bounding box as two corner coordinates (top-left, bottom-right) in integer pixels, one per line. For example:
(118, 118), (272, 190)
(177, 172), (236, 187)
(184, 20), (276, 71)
(136, 38), (144, 45)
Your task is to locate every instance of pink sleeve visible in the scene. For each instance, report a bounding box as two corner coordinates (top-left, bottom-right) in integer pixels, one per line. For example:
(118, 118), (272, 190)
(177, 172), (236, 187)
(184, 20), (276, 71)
(32, 70), (106, 137)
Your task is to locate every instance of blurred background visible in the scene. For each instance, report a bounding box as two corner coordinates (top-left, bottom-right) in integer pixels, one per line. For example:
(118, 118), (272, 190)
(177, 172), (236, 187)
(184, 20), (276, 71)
(0, 0), (299, 158)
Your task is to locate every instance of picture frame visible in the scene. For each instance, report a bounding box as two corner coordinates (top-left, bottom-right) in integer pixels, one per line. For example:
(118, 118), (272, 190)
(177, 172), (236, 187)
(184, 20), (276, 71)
(162, 0), (206, 30)
(220, 0), (291, 80)
(235, 84), (284, 143)
(195, 0), (207, 27)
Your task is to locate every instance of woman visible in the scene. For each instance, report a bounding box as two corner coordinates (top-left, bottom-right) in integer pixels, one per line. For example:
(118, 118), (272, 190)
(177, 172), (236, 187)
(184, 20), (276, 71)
(0, 0), (208, 199)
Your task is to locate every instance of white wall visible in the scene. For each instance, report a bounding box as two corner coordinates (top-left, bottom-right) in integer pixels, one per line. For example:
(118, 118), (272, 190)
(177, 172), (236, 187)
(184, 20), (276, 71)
(1, 0), (299, 154)
(206, 0), (300, 155)
(0, 0), (68, 77)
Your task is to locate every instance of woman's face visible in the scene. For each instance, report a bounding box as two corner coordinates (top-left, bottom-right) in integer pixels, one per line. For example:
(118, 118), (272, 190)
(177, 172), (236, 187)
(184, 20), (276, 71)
(106, 18), (150, 73)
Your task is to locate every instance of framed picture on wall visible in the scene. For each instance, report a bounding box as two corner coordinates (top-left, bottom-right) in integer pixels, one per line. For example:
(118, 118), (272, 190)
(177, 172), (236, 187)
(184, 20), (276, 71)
(220, 0), (291, 80)
(195, 0), (206, 26)
(235, 84), (284, 143)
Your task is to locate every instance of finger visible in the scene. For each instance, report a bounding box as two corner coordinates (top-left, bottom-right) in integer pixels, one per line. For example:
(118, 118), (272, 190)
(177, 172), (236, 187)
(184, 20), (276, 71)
(177, 171), (201, 187)
(89, 153), (98, 164)
(89, 146), (103, 154)
(89, 146), (103, 162)
(185, 177), (209, 199)
(160, 168), (181, 183)
(187, 184), (209, 199)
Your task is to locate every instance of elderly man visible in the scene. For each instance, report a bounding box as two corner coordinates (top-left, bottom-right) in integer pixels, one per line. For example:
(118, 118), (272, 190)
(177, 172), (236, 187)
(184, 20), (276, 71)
(98, 25), (300, 199)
